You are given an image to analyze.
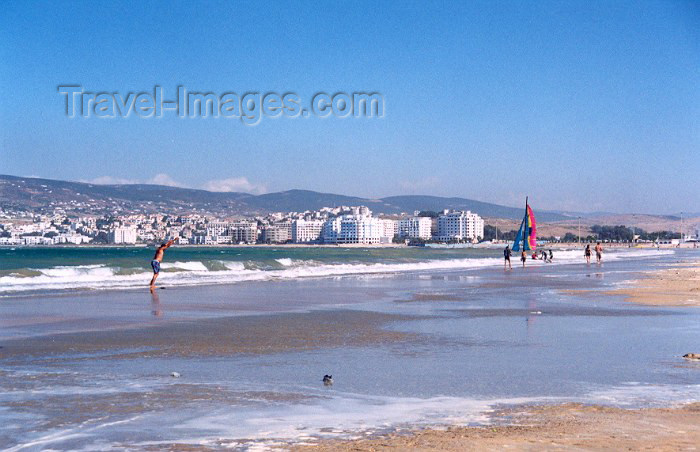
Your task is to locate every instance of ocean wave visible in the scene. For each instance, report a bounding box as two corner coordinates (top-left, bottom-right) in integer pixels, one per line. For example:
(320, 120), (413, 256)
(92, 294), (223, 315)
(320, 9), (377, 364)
(0, 249), (674, 294)
(160, 261), (209, 272)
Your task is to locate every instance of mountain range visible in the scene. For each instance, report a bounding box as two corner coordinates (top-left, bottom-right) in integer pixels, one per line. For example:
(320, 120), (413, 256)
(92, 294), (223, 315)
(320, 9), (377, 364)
(0, 174), (571, 221)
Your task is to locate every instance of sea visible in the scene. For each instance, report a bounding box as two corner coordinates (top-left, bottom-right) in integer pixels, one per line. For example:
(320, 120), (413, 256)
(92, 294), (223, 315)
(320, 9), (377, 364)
(0, 246), (698, 450)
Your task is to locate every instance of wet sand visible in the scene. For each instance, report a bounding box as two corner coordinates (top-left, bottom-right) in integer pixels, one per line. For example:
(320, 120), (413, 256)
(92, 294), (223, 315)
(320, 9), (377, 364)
(0, 310), (418, 361)
(296, 402), (700, 451)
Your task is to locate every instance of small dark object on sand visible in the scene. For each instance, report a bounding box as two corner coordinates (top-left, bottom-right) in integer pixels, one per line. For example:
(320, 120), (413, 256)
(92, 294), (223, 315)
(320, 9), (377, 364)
(322, 375), (333, 385)
(683, 353), (700, 360)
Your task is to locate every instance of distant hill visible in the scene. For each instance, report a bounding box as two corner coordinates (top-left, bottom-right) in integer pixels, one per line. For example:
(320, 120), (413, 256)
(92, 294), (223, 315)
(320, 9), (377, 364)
(379, 196), (567, 221)
(0, 174), (571, 220)
(552, 213), (699, 234)
(248, 189), (386, 214)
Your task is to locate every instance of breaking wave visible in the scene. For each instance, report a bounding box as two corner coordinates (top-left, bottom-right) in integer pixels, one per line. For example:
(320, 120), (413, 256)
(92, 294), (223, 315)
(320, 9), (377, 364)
(0, 249), (673, 295)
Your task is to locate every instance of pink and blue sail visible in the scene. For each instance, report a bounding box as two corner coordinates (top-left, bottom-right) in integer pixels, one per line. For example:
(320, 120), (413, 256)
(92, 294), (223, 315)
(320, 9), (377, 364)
(512, 197), (537, 251)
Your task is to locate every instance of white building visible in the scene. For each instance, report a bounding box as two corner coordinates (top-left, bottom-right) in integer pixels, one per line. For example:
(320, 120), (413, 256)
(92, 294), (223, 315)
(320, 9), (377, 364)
(379, 219), (398, 243)
(110, 227), (137, 244)
(291, 219), (324, 243)
(230, 221), (258, 243)
(53, 233), (92, 244)
(398, 217), (432, 240)
(261, 222), (291, 243)
(322, 215), (382, 244)
(206, 222), (230, 237)
(21, 236), (51, 245)
(436, 210), (484, 242)
(206, 221), (258, 244)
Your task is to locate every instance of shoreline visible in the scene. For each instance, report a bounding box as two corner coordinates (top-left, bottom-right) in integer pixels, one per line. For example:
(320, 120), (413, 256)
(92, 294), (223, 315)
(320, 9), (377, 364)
(295, 402), (700, 451)
(1, 246), (692, 299)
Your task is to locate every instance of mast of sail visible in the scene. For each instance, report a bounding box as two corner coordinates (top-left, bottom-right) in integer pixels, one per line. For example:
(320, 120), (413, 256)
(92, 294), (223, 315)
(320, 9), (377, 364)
(523, 197), (528, 251)
(513, 197), (536, 252)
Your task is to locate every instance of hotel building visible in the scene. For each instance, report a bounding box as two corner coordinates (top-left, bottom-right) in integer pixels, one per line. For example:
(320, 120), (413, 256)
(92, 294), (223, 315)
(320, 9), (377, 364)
(322, 214), (383, 244)
(109, 226), (137, 244)
(436, 210), (484, 242)
(398, 217), (432, 240)
(291, 219), (324, 243)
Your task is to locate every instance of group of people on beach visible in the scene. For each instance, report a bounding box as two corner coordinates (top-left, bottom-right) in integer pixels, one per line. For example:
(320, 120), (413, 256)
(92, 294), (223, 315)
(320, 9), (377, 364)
(585, 242), (604, 264)
(503, 242), (603, 269)
(502, 246), (554, 269)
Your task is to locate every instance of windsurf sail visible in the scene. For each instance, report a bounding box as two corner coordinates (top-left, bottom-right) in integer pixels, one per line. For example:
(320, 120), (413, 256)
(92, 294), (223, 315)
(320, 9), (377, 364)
(512, 197), (537, 251)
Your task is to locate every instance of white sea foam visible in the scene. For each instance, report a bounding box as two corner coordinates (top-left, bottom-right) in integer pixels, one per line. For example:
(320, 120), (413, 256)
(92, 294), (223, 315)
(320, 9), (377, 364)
(97, 392), (531, 450)
(0, 249), (674, 294)
(223, 261), (246, 271)
(581, 382), (700, 407)
(59, 381), (700, 450)
(160, 261), (208, 271)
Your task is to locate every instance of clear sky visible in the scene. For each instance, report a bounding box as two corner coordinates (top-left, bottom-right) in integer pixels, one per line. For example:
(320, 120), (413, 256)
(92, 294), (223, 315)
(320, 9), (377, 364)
(1, 1), (698, 214)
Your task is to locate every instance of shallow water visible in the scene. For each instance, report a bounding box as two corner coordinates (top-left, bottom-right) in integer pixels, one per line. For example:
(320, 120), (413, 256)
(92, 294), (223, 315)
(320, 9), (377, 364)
(0, 248), (699, 450)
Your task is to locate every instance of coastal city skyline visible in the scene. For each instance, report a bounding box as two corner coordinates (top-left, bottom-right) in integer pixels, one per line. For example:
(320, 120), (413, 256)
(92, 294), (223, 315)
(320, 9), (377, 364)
(3, 174), (697, 247)
(0, 204), (487, 247)
(1, 1), (698, 214)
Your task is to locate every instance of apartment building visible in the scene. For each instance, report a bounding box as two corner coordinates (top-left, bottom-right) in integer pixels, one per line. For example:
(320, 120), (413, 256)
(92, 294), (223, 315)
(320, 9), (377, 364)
(436, 210), (484, 242)
(398, 216), (432, 240)
(322, 215), (382, 244)
(291, 219), (324, 243)
(109, 226), (137, 244)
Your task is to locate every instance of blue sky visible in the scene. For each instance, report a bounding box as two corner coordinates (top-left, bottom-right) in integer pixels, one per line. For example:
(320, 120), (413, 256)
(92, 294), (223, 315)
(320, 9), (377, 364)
(1, 1), (698, 214)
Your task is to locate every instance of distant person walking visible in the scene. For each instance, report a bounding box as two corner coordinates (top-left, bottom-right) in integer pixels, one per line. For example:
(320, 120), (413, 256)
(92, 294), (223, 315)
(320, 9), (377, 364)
(521, 250), (527, 268)
(504, 245), (512, 270)
(584, 244), (591, 264)
(548, 249), (554, 262)
(595, 242), (603, 264)
(150, 239), (176, 290)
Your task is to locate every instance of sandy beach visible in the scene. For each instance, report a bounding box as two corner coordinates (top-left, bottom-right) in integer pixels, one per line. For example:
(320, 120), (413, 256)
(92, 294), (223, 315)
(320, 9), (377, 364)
(605, 260), (700, 307)
(560, 258), (700, 308)
(296, 402), (700, 451)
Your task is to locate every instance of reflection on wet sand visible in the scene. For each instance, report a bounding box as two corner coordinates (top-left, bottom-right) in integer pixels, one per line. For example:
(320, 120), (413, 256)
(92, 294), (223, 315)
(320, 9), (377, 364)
(150, 289), (163, 317)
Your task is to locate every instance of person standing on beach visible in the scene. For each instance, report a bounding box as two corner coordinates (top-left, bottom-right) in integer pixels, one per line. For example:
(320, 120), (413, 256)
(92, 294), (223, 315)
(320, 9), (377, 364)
(504, 245), (512, 270)
(150, 238), (176, 290)
(548, 249), (554, 262)
(521, 250), (527, 268)
(584, 244), (591, 264)
(595, 242), (603, 264)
